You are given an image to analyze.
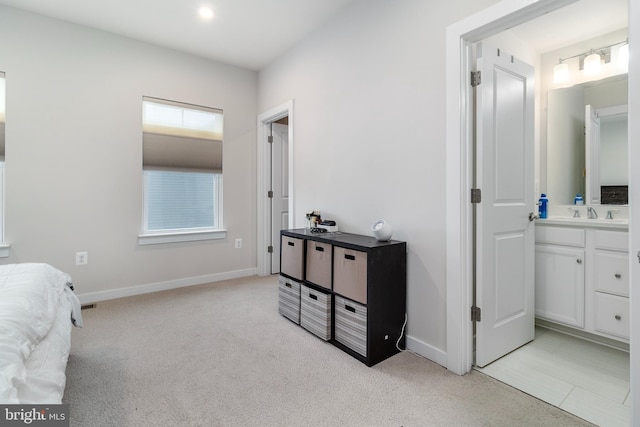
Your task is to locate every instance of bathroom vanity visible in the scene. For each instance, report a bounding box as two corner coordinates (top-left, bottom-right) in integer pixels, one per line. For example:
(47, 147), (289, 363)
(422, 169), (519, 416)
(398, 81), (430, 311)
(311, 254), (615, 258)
(535, 211), (629, 345)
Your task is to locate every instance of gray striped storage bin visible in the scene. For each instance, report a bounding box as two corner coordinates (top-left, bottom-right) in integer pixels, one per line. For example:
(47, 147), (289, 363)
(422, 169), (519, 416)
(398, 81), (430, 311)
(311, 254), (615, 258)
(335, 295), (367, 356)
(300, 284), (332, 341)
(278, 275), (301, 324)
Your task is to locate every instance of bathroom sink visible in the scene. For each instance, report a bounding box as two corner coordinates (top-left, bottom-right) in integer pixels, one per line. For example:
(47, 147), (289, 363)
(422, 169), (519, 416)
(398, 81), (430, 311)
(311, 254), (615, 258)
(542, 216), (628, 229)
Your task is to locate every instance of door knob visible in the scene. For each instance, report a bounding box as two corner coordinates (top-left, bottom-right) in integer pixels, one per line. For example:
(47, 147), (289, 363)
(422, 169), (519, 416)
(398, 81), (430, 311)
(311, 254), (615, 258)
(576, 259), (582, 264)
(529, 212), (538, 222)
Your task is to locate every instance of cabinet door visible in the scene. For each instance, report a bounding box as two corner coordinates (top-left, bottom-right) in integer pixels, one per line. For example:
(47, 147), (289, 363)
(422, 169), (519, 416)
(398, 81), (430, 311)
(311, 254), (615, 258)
(535, 245), (585, 328)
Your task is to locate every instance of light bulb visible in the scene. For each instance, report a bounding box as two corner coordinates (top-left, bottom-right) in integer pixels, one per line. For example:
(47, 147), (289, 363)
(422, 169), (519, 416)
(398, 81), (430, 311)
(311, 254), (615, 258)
(583, 53), (601, 75)
(553, 62), (569, 83)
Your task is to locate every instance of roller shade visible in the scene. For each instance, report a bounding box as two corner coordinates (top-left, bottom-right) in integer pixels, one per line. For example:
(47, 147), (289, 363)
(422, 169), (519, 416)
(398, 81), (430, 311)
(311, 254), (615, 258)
(0, 72), (5, 159)
(142, 97), (222, 172)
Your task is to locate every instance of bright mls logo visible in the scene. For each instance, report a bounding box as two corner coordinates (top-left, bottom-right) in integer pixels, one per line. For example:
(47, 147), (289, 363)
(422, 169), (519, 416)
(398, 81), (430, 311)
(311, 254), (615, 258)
(1, 405), (69, 426)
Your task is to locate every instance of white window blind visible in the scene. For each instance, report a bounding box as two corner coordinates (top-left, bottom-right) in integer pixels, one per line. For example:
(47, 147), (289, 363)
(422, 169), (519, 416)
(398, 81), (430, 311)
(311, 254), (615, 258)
(142, 97), (223, 235)
(0, 72), (5, 160)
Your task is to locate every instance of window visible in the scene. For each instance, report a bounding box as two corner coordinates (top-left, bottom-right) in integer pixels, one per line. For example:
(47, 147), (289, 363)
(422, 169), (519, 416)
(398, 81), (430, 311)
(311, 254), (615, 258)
(139, 97), (224, 245)
(0, 72), (6, 254)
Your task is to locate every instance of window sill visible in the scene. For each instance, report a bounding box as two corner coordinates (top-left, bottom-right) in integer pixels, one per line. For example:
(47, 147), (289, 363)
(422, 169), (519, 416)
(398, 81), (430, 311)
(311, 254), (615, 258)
(138, 229), (227, 245)
(0, 243), (9, 258)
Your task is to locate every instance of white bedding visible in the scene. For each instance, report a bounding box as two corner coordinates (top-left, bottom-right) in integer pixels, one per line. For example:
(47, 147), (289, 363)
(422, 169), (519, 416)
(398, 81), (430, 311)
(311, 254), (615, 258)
(0, 263), (83, 404)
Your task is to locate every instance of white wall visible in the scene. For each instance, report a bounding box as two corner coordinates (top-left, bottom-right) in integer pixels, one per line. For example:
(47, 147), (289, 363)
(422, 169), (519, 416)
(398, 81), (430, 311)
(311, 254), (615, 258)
(258, 0), (499, 363)
(0, 6), (258, 300)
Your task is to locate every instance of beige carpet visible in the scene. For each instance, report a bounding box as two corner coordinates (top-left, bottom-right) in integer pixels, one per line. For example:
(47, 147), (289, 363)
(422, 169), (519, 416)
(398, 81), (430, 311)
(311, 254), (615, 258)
(63, 275), (593, 426)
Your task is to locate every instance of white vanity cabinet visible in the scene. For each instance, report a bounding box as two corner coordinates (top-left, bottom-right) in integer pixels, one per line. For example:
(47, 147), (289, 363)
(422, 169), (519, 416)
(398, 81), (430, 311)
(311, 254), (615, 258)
(535, 222), (629, 343)
(535, 226), (585, 328)
(591, 229), (629, 340)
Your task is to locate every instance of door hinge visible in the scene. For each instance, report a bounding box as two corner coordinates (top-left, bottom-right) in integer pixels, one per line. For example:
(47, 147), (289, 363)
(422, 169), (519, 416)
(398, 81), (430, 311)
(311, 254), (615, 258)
(267, 190), (273, 198)
(471, 188), (481, 204)
(471, 71), (481, 87)
(471, 306), (481, 322)
(268, 245), (274, 253)
(267, 136), (274, 143)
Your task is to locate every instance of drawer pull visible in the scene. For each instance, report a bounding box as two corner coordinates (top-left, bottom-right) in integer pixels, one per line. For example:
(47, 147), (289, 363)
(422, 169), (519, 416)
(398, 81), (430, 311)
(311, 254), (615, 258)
(288, 241), (295, 246)
(615, 273), (622, 279)
(315, 246), (324, 252)
(615, 315), (622, 321)
(345, 304), (356, 313)
(345, 254), (356, 261)
(576, 258), (582, 264)
(309, 293), (318, 300)
(285, 283), (292, 288)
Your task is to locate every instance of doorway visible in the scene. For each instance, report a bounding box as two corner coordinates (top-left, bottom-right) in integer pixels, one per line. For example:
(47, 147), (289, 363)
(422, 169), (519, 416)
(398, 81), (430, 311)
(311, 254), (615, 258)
(257, 100), (295, 276)
(445, 0), (637, 423)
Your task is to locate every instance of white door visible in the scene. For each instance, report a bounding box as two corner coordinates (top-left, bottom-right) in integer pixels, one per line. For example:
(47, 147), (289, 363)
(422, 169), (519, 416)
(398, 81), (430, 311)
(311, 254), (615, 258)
(585, 105), (601, 205)
(475, 44), (535, 367)
(271, 122), (289, 274)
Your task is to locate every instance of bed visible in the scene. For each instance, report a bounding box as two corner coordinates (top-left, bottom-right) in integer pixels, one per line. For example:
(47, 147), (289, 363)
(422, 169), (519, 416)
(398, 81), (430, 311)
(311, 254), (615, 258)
(0, 263), (83, 403)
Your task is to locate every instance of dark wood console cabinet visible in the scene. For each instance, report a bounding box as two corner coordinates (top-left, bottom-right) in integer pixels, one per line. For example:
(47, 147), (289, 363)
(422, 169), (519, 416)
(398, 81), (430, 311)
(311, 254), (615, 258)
(279, 229), (407, 366)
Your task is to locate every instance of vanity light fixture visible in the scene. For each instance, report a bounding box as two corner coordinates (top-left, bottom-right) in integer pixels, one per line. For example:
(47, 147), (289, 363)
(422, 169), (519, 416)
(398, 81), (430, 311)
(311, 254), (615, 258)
(552, 39), (627, 83)
(553, 61), (569, 83)
(583, 51), (602, 75)
(618, 41), (629, 66)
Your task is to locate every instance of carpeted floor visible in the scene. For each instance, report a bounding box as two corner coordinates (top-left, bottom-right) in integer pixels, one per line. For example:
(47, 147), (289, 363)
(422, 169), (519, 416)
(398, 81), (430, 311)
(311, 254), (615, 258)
(63, 275), (593, 426)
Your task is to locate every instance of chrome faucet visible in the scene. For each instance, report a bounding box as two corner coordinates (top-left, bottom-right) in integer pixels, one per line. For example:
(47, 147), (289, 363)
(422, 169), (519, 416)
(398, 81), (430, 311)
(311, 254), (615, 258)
(587, 206), (598, 219)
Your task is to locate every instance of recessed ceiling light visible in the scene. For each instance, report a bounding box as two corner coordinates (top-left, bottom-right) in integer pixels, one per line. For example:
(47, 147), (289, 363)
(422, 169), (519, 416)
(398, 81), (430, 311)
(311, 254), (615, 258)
(198, 6), (214, 20)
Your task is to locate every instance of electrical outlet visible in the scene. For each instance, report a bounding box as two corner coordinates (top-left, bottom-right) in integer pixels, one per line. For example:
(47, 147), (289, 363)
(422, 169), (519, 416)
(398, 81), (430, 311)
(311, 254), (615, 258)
(235, 238), (242, 249)
(76, 251), (88, 265)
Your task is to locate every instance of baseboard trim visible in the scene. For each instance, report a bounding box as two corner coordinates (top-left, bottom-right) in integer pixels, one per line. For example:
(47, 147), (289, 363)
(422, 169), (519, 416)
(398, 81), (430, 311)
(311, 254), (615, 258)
(406, 334), (447, 368)
(77, 268), (257, 304)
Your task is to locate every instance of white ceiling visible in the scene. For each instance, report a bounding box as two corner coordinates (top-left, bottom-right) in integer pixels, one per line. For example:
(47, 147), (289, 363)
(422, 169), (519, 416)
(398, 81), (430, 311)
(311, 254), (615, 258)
(509, 0), (628, 53)
(0, 0), (356, 71)
(0, 0), (628, 70)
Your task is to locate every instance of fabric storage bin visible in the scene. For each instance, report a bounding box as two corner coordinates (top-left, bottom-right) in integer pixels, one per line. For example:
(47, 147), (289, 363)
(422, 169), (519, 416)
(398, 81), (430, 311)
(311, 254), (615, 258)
(278, 275), (301, 324)
(305, 240), (332, 290)
(335, 295), (367, 357)
(333, 247), (368, 304)
(300, 285), (332, 340)
(281, 236), (304, 280)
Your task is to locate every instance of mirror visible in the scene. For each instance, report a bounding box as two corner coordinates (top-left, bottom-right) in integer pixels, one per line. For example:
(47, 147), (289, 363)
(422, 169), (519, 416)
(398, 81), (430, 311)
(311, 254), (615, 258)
(546, 74), (628, 205)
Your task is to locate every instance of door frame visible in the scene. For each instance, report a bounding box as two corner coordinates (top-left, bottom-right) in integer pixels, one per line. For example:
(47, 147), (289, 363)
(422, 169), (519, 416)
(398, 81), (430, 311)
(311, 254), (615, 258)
(446, 0), (639, 422)
(257, 100), (295, 276)
(445, 0), (578, 376)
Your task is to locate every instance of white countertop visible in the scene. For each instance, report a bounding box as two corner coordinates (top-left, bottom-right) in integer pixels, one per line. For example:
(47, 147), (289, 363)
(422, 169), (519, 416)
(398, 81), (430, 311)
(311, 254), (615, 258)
(538, 217), (628, 230)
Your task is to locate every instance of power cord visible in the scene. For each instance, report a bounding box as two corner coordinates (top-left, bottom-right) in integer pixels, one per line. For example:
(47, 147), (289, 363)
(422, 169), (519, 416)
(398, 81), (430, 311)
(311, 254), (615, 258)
(396, 312), (408, 352)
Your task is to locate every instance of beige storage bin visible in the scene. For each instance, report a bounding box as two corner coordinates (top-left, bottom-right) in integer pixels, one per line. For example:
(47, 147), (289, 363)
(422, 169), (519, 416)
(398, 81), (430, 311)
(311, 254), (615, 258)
(333, 247), (367, 304)
(305, 240), (332, 290)
(281, 236), (304, 280)
(300, 285), (332, 341)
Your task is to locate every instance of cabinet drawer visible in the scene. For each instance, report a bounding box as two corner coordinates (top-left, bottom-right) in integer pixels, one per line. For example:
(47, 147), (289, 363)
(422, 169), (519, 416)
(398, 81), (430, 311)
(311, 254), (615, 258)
(300, 285), (332, 341)
(594, 292), (629, 340)
(594, 230), (628, 252)
(333, 247), (368, 304)
(594, 251), (629, 297)
(278, 275), (301, 324)
(281, 236), (304, 280)
(335, 295), (367, 357)
(305, 240), (332, 290)
(535, 226), (585, 247)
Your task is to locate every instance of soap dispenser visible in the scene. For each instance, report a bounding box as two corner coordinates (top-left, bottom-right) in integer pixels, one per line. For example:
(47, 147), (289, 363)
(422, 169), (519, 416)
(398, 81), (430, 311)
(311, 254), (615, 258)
(538, 194), (548, 219)
(574, 194), (584, 205)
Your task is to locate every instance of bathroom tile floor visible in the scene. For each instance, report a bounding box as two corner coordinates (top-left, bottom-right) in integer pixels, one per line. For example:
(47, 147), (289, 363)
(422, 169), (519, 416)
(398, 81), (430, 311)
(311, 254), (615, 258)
(475, 327), (630, 427)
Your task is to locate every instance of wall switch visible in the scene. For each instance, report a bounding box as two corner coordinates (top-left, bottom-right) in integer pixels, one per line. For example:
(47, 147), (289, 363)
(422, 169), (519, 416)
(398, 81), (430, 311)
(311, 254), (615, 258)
(235, 238), (242, 249)
(76, 251), (88, 265)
